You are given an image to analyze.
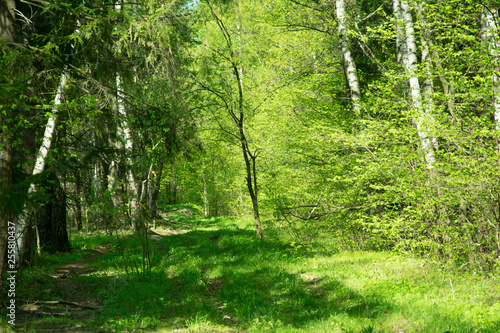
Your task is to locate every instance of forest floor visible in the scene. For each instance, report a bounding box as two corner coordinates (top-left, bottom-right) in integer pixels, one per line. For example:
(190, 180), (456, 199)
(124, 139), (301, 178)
(15, 244), (111, 332)
(3, 211), (500, 332)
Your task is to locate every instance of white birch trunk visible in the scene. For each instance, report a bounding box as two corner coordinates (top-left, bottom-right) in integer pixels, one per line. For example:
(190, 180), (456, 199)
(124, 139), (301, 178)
(482, 6), (500, 154)
(16, 71), (68, 265)
(116, 73), (140, 227)
(401, 0), (435, 169)
(336, 0), (362, 116)
(418, 2), (438, 152)
(92, 161), (99, 230)
(393, 0), (407, 67)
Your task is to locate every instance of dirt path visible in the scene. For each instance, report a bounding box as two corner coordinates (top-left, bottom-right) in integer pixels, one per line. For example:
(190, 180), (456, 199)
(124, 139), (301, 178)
(14, 229), (187, 332)
(16, 245), (111, 332)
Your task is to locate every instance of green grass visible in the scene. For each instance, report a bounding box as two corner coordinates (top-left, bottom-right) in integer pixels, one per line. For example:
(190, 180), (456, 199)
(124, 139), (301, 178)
(13, 215), (500, 332)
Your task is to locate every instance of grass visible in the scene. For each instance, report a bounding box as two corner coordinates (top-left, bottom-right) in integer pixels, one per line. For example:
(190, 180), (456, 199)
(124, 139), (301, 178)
(9, 212), (500, 332)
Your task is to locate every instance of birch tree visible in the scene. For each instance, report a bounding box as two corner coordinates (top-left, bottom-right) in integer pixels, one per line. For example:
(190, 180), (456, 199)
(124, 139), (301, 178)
(16, 70), (69, 266)
(336, 0), (362, 119)
(401, 0), (435, 170)
(482, 4), (500, 154)
(417, 2), (438, 154)
(393, 0), (407, 66)
(115, 73), (141, 228)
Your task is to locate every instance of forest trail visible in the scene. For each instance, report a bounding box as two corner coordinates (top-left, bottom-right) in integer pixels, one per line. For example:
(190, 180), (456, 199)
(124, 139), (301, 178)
(15, 228), (190, 332)
(17, 244), (112, 332)
(10, 223), (500, 332)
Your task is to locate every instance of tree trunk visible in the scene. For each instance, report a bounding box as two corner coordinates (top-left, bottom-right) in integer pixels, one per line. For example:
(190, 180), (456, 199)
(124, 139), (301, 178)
(92, 161), (100, 231)
(207, 0), (263, 238)
(150, 160), (163, 221)
(16, 70), (68, 267)
(240, 127), (263, 239)
(401, 0), (435, 170)
(393, 0), (407, 67)
(202, 158), (209, 217)
(116, 73), (140, 229)
(0, 115), (13, 301)
(482, 5), (500, 154)
(236, 20), (263, 239)
(336, 0), (362, 118)
(0, 2), (15, 301)
(0, 0), (15, 42)
(75, 173), (83, 231)
(417, 2), (438, 153)
(37, 171), (70, 253)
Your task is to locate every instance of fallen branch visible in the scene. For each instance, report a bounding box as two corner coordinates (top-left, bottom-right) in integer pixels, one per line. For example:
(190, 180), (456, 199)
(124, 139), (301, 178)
(34, 300), (99, 310)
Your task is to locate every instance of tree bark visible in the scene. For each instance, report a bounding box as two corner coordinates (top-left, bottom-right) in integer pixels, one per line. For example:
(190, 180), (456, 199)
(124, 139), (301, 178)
(75, 173), (83, 231)
(150, 160), (163, 221)
(401, 0), (435, 170)
(16, 70), (68, 266)
(336, 0), (362, 118)
(482, 5), (500, 154)
(202, 158), (209, 217)
(0, 1), (15, 300)
(417, 2), (438, 153)
(0, 0), (15, 42)
(393, 0), (408, 67)
(0, 114), (13, 301)
(116, 73), (141, 229)
(37, 171), (70, 253)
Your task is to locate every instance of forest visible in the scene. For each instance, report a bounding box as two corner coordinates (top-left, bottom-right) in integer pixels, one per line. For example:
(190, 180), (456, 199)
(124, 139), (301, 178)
(1, 0), (500, 331)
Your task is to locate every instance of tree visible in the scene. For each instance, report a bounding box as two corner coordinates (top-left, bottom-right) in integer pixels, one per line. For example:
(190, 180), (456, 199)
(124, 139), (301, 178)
(482, 3), (500, 153)
(198, 0), (264, 238)
(401, 0), (436, 170)
(15, 71), (68, 265)
(0, 0), (17, 292)
(336, 0), (362, 121)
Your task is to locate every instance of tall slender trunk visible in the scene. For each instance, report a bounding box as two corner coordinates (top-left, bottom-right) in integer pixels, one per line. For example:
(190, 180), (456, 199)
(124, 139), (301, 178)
(401, 0), (435, 170)
(150, 160), (163, 222)
(236, 9), (263, 239)
(16, 70), (68, 266)
(75, 173), (83, 231)
(92, 161), (100, 230)
(393, 0), (408, 67)
(202, 158), (209, 217)
(36, 171), (70, 253)
(482, 5), (500, 154)
(116, 73), (140, 228)
(140, 163), (154, 216)
(207, 1), (263, 238)
(336, 0), (362, 118)
(417, 2), (438, 153)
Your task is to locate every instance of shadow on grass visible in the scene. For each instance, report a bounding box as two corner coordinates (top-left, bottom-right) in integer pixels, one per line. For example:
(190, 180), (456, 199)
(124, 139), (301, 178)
(17, 226), (492, 332)
(73, 227), (393, 331)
